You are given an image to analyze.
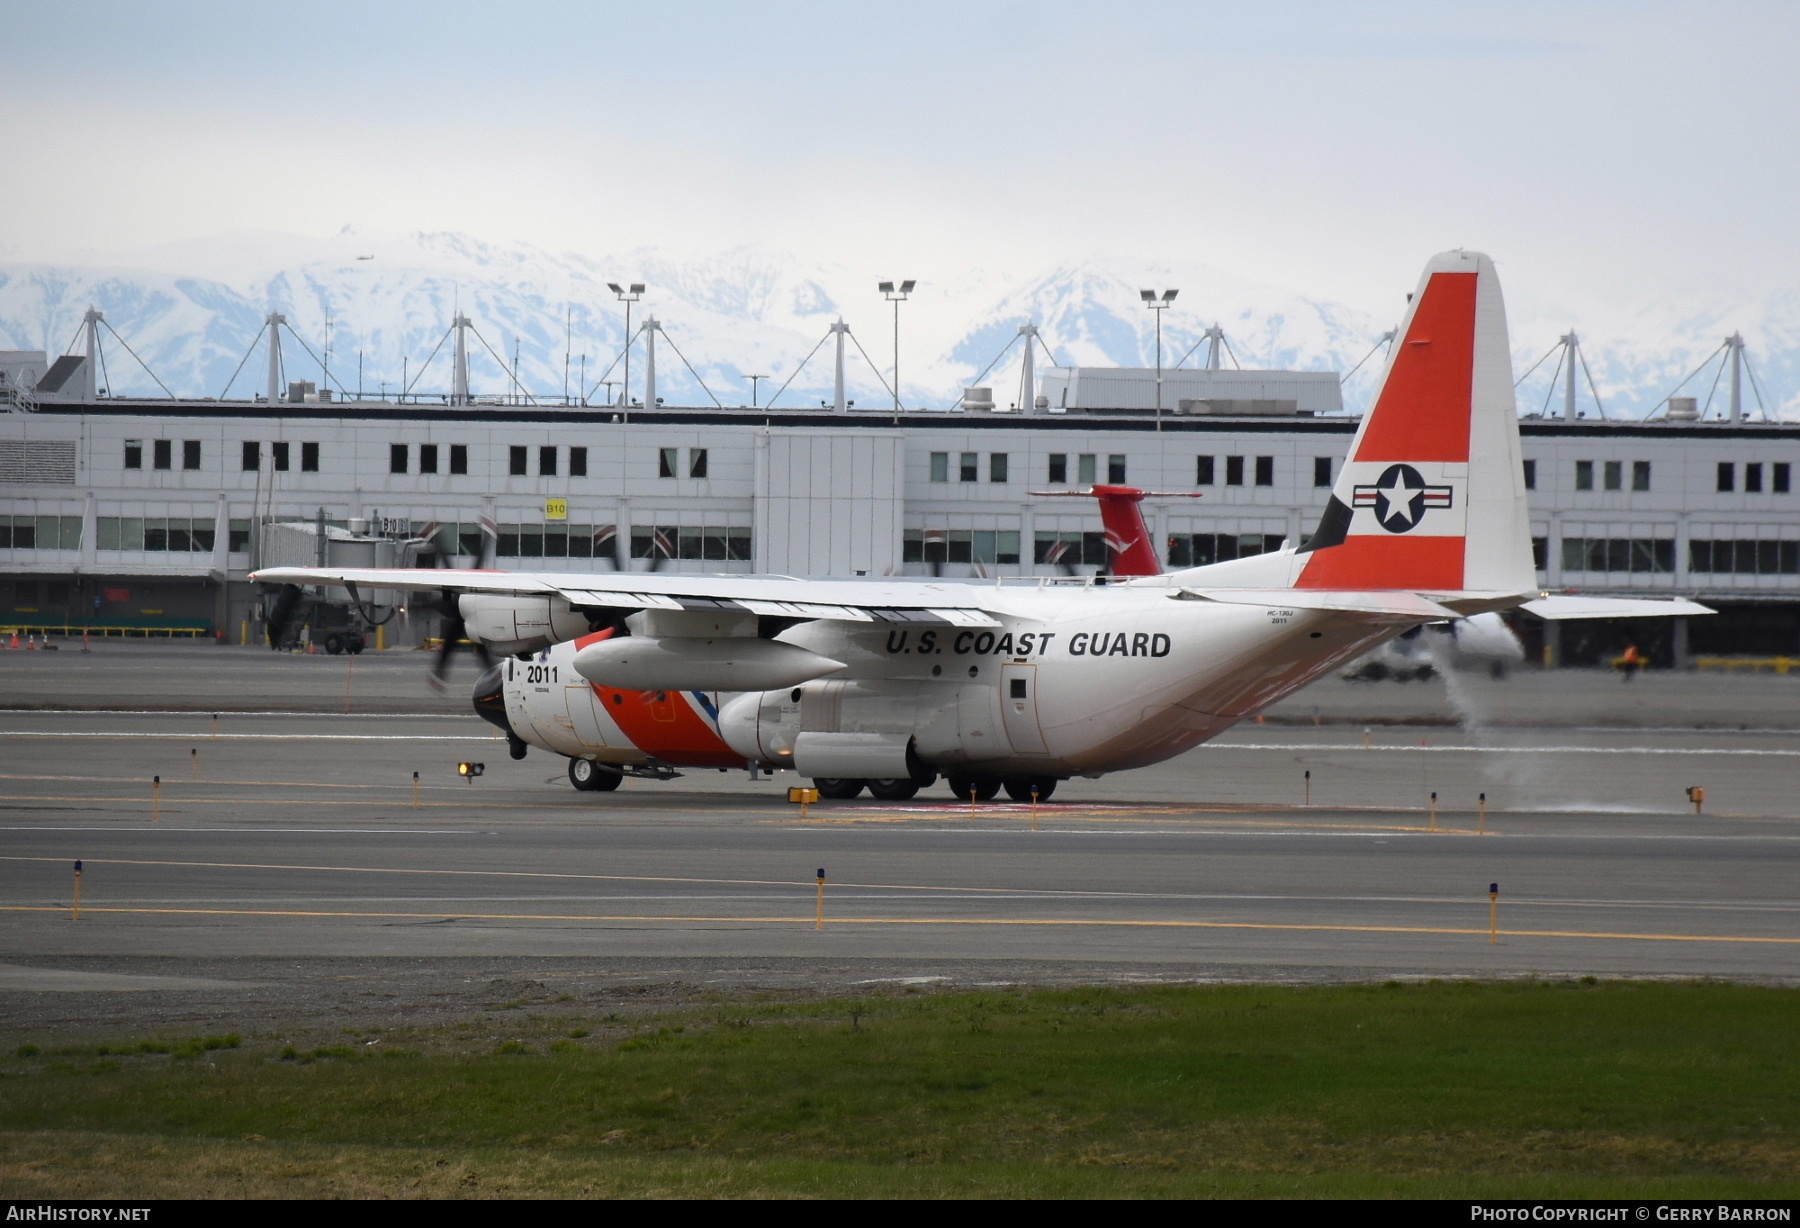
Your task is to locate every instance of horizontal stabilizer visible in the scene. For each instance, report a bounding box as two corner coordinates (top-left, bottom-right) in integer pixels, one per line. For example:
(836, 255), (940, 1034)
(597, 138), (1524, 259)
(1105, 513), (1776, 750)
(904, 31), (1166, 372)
(1521, 595), (1715, 621)
(1177, 588), (1459, 621)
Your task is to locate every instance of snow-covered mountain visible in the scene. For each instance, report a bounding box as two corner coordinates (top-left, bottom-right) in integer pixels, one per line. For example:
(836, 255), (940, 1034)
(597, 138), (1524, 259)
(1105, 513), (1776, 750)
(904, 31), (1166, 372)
(1, 228), (1792, 420)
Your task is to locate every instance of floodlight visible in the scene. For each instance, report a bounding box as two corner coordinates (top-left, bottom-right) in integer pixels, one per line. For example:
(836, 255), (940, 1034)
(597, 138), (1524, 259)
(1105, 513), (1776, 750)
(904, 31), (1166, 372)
(1140, 289), (1156, 302)
(900, 280), (916, 293)
(1163, 289), (1179, 302)
(878, 281), (894, 293)
(606, 282), (622, 294)
(629, 283), (644, 294)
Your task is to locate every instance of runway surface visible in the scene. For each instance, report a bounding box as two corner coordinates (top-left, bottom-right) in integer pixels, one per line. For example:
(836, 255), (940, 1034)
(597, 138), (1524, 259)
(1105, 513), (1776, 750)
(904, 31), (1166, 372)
(2, 693), (1797, 1008)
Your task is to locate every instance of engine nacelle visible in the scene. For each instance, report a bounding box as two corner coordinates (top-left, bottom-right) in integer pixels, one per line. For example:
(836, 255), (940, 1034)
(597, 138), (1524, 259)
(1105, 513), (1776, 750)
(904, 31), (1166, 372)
(718, 688), (800, 765)
(459, 593), (589, 657)
(573, 636), (844, 693)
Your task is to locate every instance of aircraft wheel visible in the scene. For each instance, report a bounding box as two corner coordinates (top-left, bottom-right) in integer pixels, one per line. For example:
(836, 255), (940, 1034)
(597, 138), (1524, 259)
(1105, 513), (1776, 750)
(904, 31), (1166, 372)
(946, 773), (1000, 802)
(569, 757), (621, 791)
(813, 778), (866, 799)
(867, 778), (920, 801)
(324, 633), (344, 655)
(1002, 778), (1057, 802)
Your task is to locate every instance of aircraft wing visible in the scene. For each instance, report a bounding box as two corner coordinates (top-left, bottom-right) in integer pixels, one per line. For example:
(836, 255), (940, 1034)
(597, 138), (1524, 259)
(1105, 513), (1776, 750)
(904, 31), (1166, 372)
(248, 566), (1003, 627)
(1520, 594), (1715, 621)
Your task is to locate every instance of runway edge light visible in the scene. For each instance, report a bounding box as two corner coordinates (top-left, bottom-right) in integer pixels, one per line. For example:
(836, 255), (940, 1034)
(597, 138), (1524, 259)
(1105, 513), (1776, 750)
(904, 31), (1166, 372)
(459, 761), (485, 782)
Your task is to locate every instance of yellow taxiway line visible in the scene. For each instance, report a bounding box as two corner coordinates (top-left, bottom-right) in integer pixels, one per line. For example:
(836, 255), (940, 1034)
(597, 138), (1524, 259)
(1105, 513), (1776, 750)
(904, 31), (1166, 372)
(2, 904), (1796, 945)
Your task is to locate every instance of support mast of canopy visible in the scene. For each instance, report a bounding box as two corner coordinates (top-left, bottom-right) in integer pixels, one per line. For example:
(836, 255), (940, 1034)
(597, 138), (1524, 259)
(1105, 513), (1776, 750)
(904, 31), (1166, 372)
(82, 308), (101, 403)
(831, 319), (849, 412)
(451, 314), (471, 406)
(265, 313), (284, 403)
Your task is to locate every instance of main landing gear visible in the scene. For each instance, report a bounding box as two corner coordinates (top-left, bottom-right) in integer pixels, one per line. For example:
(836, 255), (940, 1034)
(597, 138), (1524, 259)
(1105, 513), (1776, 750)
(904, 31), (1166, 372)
(568, 757), (623, 792)
(810, 775), (1059, 803)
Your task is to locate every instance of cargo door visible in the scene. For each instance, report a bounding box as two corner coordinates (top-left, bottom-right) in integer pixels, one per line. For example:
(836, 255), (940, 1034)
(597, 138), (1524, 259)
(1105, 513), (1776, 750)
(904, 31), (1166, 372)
(999, 663), (1049, 754)
(563, 683), (612, 749)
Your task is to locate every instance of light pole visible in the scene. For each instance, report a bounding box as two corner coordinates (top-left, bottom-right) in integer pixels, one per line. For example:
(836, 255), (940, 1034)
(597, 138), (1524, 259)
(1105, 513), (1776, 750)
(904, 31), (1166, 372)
(606, 282), (643, 408)
(746, 373), (767, 408)
(1140, 288), (1178, 429)
(879, 279), (915, 423)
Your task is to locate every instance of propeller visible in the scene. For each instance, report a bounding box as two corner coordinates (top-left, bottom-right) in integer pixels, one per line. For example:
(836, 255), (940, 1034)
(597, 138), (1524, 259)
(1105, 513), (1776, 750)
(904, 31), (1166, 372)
(427, 589), (492, 693)
(417, 528), (492, 692)
(264, 583), (304, 649)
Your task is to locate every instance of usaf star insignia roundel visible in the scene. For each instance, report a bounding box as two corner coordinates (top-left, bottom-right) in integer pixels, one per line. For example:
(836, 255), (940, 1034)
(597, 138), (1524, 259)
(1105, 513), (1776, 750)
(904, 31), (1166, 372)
(1351, 464), (1454, 534)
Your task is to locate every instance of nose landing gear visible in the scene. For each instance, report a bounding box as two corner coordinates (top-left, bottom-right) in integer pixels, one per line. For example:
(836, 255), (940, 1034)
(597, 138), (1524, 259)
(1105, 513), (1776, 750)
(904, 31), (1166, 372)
(568, 757), (623, 792)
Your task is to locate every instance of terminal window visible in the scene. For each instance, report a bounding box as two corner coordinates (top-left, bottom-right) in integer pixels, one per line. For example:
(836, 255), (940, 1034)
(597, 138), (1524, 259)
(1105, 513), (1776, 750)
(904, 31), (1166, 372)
(511, 446), (530, 477)
(658, 448), (677, 479)
(241, 442), (259, 472)
(929, 452), (949, 483)
(390, 444), (408, 474)
(1046, 454), (1067, 484)
(630, 523), (752, 562)
(1255, 456), (1274, 486)
(1603, 460), (1623, 491)
(1690, 539), (1799, 575)
(301, 442), (319, 472)
(1575, 460), (1594, 490)
(1225, 456), (1245, 486)
(989, 453), (1008, 483)
(496, 521), (626, 560)
(270, 441), (289, 471)
(449, 444), (467, 475)
(1108, 455), (1127, 484)
(1745, 463), (1763, 493)
(1633, 461), (1652, 491)
(1717, 462), (1734, 492)
(959, 452), (978, 482)
(1077, 454), (1096, 484)
(1522, 459), (1536, 489)
(1560, 536), (1675, 573)
(1197, 456), (1215, 485)
(540, 446), (558, 477)
(1032, 530), (1106, 567)
(153, 440), (172, 470)
(906, 528), (1021, 565)
(1167, 533), (1284, 567)
(419, 444), (439, 475)
(182, 441), (201, 471)
(94, 517), (211, 552)
(1313, 457), (1331, 488)
(0, 515), (83, 550)
(569, 447), (587, 477)
(1776, 462), (1792, 494)
(689, 448), (708, 479)
(124, 440), (142, 470)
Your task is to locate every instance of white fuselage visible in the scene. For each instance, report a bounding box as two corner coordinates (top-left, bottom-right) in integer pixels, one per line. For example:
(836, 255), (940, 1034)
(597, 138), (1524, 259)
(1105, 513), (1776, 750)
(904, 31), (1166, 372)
(500, 584), (1400, 778)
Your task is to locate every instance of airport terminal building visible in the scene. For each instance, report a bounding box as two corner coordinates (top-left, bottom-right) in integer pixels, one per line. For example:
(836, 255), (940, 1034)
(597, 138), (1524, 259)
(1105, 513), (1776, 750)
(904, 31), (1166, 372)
(2, 360), (1796, 666)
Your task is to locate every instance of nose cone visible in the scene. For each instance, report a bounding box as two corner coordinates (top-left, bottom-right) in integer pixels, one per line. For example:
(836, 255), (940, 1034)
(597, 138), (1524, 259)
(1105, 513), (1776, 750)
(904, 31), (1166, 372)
(471, 663), (512, 735)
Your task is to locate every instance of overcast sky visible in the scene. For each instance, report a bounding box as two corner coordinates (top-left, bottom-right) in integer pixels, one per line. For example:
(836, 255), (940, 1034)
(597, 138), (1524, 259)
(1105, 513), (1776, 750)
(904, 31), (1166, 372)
(4, 1), (1794, 318)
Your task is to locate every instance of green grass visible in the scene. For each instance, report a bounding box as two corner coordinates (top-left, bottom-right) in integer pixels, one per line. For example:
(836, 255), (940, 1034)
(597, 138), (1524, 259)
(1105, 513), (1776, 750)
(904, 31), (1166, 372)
(3, 980), (1798, 1198)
